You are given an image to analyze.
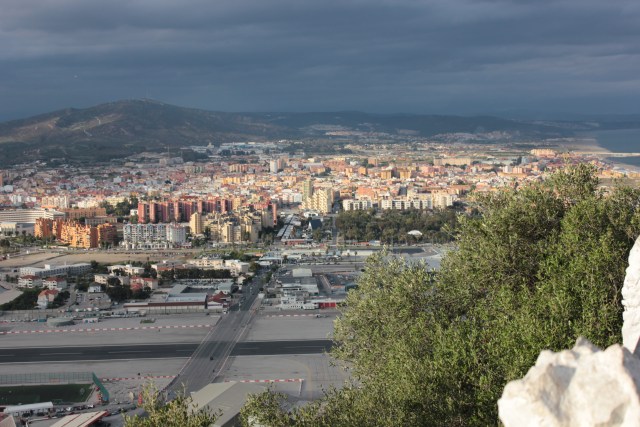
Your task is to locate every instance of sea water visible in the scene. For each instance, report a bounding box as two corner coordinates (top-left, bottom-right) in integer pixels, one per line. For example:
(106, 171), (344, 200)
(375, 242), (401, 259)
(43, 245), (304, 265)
(581, 129), (640, 168)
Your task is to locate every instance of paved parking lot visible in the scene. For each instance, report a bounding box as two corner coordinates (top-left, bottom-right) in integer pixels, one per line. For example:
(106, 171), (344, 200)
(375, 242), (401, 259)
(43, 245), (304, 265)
(0, 314), (218, 348)
(223, 354), (349, 400)
(243, 312), (336, 342)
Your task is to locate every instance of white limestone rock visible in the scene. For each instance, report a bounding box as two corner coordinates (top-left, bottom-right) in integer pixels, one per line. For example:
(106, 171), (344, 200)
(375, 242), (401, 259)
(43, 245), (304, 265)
(498, 337), (640, 427)
(623, 235), (640, 355)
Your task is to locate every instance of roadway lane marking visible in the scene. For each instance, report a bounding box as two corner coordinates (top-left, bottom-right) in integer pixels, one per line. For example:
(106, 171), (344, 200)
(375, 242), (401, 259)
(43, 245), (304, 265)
(264, 314), (320, 318)
(102, 375), (176, 382)
(225, 378), (304, 383)
(283, 345), (327, 348)
(108, 350), (151, 354)
(0, 354), (15, 357)
(0, 324), (214, 335)
(42, 352), (82, 355)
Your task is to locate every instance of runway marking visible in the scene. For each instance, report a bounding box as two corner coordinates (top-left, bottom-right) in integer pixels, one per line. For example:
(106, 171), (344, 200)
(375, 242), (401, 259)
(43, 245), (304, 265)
(102, 375), (176, 382)
(283, 345), (326, 348)
(0, 357), (190, 365)
(225, 378), (304, 383)
(263, 314), (321, 318)
(0, 324), (214, 335)
(43, 352), (82, 355)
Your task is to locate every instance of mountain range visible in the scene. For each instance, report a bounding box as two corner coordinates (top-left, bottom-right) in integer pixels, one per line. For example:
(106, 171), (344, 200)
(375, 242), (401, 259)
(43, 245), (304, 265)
(0, 99), (638, 166)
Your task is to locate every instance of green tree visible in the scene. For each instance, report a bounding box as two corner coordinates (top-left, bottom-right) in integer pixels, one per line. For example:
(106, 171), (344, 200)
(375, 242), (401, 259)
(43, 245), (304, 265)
(123, 384), (217, 427)
(248, 261), (261, 273)
(106, 284), (132, 302)
(0, 287), (41, 310)
(241, 165), (640, 426)
(106, 277), (121, 287)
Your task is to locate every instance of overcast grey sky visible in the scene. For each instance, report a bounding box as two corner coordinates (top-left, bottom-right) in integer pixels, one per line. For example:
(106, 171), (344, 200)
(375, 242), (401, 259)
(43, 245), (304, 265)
(1, 0), (639, 120)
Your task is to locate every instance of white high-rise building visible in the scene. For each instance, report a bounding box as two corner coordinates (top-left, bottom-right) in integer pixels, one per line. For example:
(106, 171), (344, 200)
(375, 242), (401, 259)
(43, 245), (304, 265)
(41, 195), (70, 209)
(167, 223), (187, 244)
(122, 222), (187, 249)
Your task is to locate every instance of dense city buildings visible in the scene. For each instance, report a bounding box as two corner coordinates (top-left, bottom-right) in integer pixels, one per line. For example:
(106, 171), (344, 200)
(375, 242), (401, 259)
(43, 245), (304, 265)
(35, 218), (117, 248)
(0, 136), (638, 247)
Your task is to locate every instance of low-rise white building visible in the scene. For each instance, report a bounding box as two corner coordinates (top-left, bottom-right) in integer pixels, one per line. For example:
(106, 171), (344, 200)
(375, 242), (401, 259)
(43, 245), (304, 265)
(18, 275), (42, 288)
(37, 289), (58, 309)
(0, 222), (34, 236)
(94, 273), (130, 286)
(43, 277), (68, 291)
(107, 264), (145, 276)
(342, 199), (374, 211)
(185, 258), (249, 276)
(19, 263), (91, 278)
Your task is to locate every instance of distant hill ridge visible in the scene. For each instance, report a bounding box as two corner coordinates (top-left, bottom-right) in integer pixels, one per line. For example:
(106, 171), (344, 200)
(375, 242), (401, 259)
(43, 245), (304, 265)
(0, 99), (632, 166)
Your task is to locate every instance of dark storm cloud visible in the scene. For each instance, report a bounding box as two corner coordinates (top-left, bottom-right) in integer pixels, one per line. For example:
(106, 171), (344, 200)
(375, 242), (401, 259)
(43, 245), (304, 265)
(1, 0), (639, 119)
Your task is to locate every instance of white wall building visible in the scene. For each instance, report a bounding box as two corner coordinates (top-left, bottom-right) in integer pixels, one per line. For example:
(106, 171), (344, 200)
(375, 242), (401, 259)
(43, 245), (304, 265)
(379, 193), (456, 210)
(0, 222), (34, 236)
(122, 222), (188, 249)
(342, 199), (374, 211)
(19, 263), (91, 278)
(0, 209), (64, 223)
(43, 277), (68, 291)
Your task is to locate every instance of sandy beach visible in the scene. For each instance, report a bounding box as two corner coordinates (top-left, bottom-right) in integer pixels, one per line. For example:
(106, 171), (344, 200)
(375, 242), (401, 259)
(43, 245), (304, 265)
(553, 136), (640, 173)
(554, 136), (611, 154)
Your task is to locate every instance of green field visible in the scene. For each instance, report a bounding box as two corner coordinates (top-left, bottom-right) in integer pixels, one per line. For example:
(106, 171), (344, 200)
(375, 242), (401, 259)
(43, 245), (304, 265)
(0, 384), (92, 405)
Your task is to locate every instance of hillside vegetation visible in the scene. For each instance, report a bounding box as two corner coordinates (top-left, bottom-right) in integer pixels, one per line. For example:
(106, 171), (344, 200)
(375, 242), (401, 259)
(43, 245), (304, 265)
(0, 99), (573, 166)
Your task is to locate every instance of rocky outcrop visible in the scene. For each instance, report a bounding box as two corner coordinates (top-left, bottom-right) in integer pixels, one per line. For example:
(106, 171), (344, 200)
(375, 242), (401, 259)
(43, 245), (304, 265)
(498, 338), (640, 427)
(499, 237), (640, 426)
(623, 235), (640, 355)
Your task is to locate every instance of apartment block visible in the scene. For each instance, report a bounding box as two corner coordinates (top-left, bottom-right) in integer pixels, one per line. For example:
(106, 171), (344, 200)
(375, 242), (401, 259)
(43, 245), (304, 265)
(122, 222), (187, 249)
(61, 207), (107, 220)
(342, 199), (374, 211)
(302, 188), (333, 214)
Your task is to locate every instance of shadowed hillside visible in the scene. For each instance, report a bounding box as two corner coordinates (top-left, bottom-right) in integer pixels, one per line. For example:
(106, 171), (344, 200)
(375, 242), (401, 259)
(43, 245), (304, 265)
(0, 99), (612, 166)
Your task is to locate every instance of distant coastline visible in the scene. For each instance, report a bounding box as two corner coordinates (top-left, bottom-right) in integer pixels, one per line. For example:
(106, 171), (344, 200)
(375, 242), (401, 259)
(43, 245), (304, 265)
(581, 129), (640, 170)
(558, 129), (640, 171)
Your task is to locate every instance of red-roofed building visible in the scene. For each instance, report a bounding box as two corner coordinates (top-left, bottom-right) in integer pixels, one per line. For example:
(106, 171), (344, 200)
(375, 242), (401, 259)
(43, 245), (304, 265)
(43, 276), (68, 291)
(37, 289), (59, 309)
(130, 276), (158, 291)
(18, 275), (42, 288)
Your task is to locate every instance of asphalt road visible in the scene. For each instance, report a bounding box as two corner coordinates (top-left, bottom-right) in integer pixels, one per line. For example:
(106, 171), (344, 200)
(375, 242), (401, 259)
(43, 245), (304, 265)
(0, 339), (333, 363)
(0, 343), (199, 363)
(167, 273), (265, 393)
(231, 340), (332, 356)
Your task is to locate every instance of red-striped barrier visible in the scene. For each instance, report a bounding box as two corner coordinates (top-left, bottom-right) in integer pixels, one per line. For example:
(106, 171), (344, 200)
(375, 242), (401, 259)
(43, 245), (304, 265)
(225, 378), (304, 383)
(102, 375), (176, 382)
(0, 324), (213, 335)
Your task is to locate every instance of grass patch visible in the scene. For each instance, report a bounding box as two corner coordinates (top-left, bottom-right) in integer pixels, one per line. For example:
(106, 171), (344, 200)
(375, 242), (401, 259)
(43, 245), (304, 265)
(0, 383), (92, 405)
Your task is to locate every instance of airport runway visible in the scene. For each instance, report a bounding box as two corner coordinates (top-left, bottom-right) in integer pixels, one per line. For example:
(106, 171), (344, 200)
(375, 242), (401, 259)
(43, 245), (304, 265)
(231, 340), (332, 356)
(0, 339), (333, 364)
(0, 343), (199, 363)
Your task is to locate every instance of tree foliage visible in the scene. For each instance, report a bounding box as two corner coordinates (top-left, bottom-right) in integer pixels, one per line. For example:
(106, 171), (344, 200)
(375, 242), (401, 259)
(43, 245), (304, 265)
(123, 384), (217, 427)
(0, 287), (41, 310)
(336, 208), (457, 243)
(101, 197), (139, 218)
(241, 165), (640, 426)
(166, 268), (232, 281)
